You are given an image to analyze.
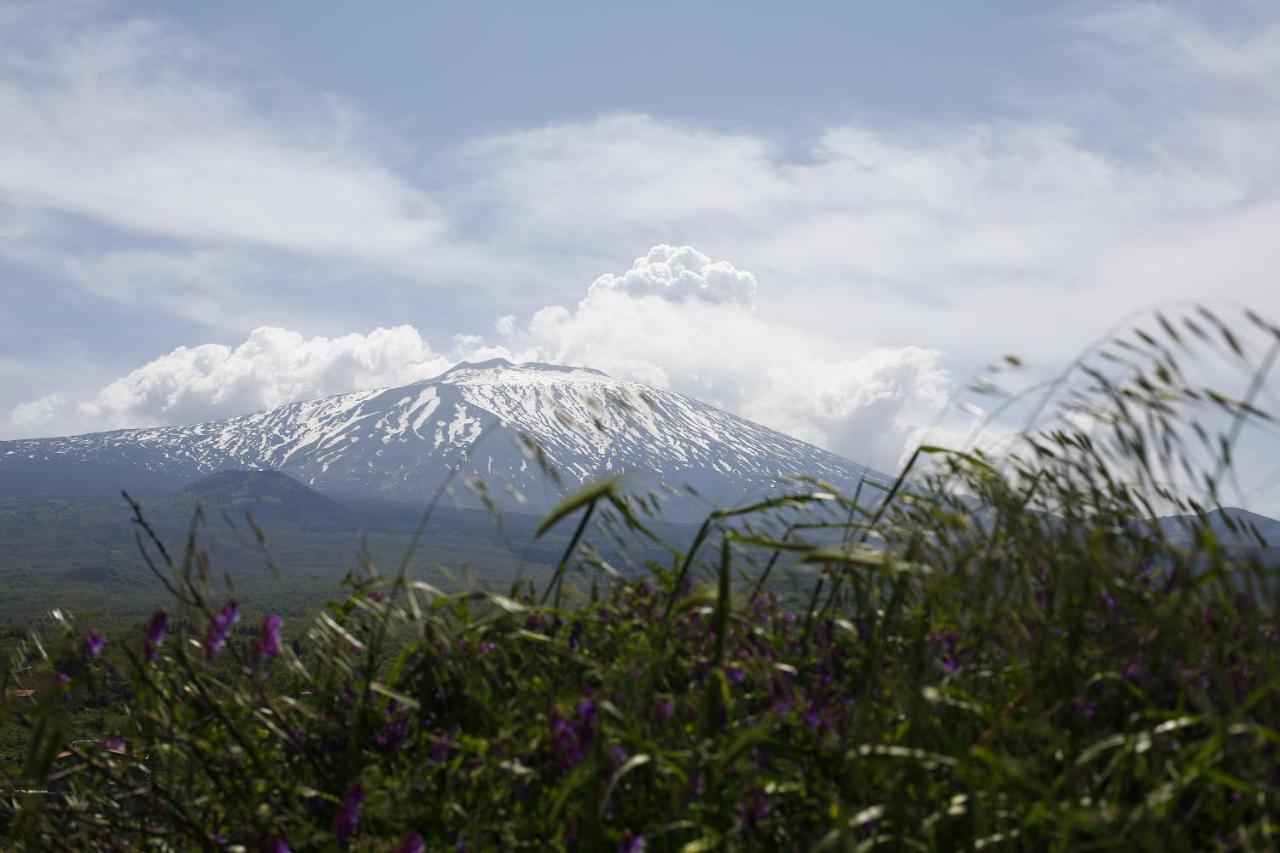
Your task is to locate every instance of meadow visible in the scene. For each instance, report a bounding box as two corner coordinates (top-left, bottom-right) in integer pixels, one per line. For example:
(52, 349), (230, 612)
(2, 306), (1278, 850)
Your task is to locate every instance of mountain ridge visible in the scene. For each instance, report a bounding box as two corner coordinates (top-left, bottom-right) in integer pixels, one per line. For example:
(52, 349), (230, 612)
(0, 360), (889, 518)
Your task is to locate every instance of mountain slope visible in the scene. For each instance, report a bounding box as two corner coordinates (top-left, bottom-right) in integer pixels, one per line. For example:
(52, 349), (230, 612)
(155, 470), (351, 526)
(0, 359), (888, 516)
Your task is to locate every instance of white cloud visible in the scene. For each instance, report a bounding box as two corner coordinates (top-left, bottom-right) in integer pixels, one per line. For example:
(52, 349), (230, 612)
(13, 326), (456, 435)
(586, 244), (757, 308)
(454, 106), (1280, 373)
(0, 8), (445, 265)
(505, 250), (948, 469)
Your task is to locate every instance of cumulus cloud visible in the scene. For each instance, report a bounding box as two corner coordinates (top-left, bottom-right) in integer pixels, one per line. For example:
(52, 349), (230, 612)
(505, 248), (948, 469)
(586, 245), (757, 307)
(12, 326), (457, 436)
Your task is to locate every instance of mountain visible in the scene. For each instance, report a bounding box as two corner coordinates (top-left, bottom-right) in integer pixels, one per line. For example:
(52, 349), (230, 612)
(1155, 506), (1280, 549)
(0, 359), (888, 518)
(155, 470), (351, 526)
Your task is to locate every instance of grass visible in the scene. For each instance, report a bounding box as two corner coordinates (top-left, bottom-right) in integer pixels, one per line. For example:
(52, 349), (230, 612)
(1, 305), (1278, 850)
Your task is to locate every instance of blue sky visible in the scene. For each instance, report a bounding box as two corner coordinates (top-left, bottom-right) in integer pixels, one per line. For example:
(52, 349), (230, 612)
(3, 1), (1280, 506)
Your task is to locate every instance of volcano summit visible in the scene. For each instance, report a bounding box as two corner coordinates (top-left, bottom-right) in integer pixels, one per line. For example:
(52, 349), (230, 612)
(0, 359), (886, 517)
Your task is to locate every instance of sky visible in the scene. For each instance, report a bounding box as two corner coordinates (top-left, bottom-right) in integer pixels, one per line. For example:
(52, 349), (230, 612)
(2, 1), (1280, 505)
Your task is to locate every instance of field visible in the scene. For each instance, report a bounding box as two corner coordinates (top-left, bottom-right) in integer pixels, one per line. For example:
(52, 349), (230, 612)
(1, 308), (1278, 850)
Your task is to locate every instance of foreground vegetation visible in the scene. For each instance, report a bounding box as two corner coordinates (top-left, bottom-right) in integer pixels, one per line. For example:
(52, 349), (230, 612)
(2, 307), (1279, 850)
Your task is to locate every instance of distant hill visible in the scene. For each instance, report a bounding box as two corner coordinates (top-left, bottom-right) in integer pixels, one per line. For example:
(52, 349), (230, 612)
(156, 470), (350, 527)
(1155, 506), (1280, 549)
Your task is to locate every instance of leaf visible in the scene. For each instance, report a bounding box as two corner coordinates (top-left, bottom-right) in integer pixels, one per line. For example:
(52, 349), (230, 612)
(599, 753), (651, 817)
(369, 682), (420, 710)
(536, 477), (623, 537)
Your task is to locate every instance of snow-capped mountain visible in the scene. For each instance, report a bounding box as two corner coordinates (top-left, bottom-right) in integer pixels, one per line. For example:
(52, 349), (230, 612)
(0, 359), (888, 516)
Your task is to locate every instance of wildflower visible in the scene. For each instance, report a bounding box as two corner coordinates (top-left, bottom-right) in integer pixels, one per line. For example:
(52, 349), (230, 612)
(744, 786), (773, 827)
(85, 631), (105, 657)
(654, 695), (675, 722)
(551, 713), (585, 768)
(428, 735), (450, 765)
(103, 737), (125, 751)
(395, 833), (426, 853)
(333, 783), (364, 842)
(204, 600), (240, 662)
(618, 831), (646, 852)
(727, 665), (747, 685)
(144, 610), (171, 662)
(58, 672), (70, 685)
(254, 614), (284, 664)
(268, 840), (291, 853)
(375, 715), (409, 751)
(1100, 588), (1118, 612)
(1080, 699), (1098, 718)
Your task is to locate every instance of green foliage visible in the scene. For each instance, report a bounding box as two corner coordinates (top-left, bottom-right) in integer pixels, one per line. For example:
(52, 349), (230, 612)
(1, 306), (1279, 850)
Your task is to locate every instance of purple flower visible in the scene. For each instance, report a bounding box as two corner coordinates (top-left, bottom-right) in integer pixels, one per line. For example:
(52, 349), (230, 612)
(744, 786), (773, 826)
(144, 610), (171, 662)
(85, 631), (105, 657)
(254, 614), (284, 663)
(654, 695), (675, 722)
(58, 672), (70, 685)
(103, 737), (125, 751)
(727, 665), (746, 685)
(376, 716), (410, 751)
(940, 657), (959, 674)
(618, 831), (646, 852)
(268, 840), (291, 853)
(204, 600), (239, 661)
(1080, 699), (1098, 718)
(1100, 589), (1118, 612)
(429, 736), (450, 765)
(333, 783), (364, 842)
(551, 699), (599, 768)
(395, 833), (426, 853)
(551, 714), (585, 768)
(1124, 662), (1144, 681)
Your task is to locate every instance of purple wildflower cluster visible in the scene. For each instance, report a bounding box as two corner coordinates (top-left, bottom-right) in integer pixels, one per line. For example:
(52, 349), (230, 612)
(144, 610), (170, 662)
(204, 600), (240, 662)
(333, 783), (364, 842)
(395, 833), (426, 853)
(550, 698), (598, 769)
(254, 614), (284, 665)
